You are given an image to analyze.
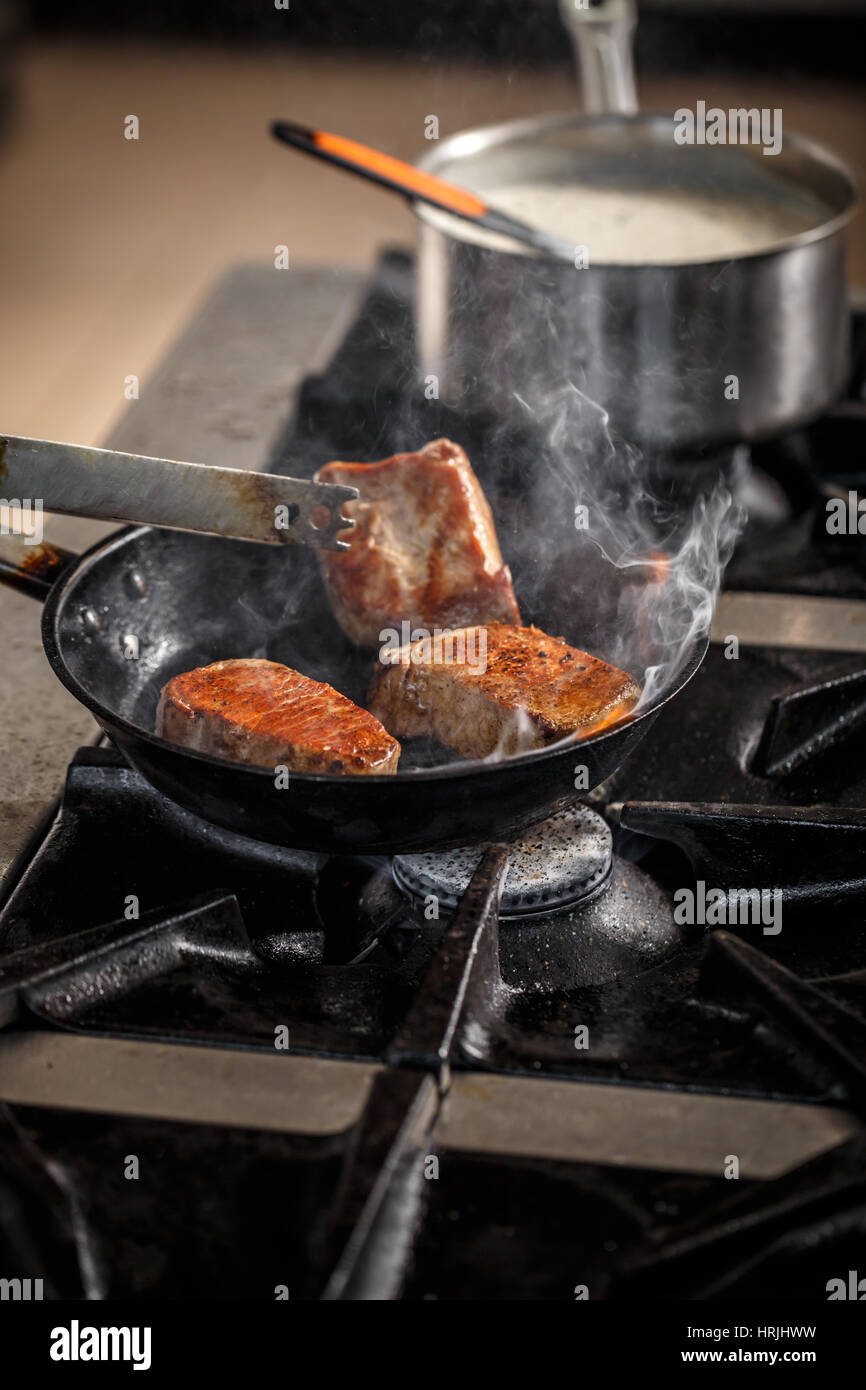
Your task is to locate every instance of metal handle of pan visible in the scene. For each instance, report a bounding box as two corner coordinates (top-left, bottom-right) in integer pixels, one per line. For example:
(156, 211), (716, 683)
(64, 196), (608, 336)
(558, 0), (638, 116)
(0, 530), (78, 601)
(0, 435), (358, 552)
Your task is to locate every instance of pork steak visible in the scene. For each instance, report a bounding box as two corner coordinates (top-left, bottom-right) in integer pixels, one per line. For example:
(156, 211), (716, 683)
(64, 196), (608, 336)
(156, 658), (401, 774)
(367, 624), (641, 760)
(314, 438), (520, 648)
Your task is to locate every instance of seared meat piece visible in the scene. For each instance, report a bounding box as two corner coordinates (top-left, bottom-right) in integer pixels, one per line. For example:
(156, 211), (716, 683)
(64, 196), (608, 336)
(156, 658), (400, 775)
(314, 438), (520, 648)
(368, 624), (640, 760)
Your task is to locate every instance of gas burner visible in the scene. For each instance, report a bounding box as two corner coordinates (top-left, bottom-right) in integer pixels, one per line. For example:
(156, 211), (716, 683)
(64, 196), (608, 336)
(392, 806), (612, 918)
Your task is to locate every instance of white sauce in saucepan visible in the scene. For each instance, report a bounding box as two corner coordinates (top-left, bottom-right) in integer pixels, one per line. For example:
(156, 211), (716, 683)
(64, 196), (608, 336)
(433, 179), (831, 265)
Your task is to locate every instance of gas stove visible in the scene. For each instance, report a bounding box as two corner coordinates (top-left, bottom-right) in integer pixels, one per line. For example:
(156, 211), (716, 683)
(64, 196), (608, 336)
(1, 256), (865, 1304)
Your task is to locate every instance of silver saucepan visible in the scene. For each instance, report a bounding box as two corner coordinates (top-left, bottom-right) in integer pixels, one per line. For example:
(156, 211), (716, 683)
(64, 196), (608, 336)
(414, 0), (858, 454)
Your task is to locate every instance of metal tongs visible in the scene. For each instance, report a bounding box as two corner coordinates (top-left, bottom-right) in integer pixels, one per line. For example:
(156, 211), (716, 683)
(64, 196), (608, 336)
(0, 434), (358, 551)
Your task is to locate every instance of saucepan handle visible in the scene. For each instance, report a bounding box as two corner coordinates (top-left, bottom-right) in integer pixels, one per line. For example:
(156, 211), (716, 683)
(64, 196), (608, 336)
(558, 0), (638, 116)
(0, 530), (78, 602)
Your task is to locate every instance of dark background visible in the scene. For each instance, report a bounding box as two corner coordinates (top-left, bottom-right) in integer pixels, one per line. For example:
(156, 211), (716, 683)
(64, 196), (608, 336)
(15, 0), (866, 78)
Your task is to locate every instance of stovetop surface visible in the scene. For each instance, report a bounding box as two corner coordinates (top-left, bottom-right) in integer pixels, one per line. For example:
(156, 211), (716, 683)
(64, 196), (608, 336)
(1, 255), (865, 1300)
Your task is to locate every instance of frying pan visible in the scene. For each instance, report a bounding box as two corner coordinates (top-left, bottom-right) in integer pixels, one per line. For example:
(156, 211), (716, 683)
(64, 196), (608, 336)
(0, 524), (706, 854)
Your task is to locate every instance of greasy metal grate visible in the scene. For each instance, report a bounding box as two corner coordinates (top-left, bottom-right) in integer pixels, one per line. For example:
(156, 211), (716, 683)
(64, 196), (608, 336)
(392, 806), (613, 917)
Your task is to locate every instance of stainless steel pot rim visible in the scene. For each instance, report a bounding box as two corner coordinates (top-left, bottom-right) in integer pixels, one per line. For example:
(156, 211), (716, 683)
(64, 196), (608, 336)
(415, 110), (860, 268)
(41, 524), (708, 788)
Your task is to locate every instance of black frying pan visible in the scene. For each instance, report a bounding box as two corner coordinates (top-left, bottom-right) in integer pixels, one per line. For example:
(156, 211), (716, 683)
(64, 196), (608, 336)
(0, 524), (706, 854)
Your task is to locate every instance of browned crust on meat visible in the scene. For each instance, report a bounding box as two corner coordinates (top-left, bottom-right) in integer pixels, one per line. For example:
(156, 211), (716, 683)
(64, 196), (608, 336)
(367, 624), (641, 760)
(156, 658), (400, 775)
(315, 438), (520, 647)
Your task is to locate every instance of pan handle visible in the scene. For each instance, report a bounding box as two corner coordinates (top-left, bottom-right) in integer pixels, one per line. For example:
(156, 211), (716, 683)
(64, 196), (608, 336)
(0, 531), (78, 602)
(558, 0), (638, 116)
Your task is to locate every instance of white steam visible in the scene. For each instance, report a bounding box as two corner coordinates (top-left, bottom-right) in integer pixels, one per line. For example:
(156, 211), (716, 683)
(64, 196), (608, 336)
(509, 381), (744, 712)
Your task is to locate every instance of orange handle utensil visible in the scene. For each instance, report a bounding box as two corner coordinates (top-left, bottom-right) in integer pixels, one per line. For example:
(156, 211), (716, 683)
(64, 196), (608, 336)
(270, 120), (574, 259)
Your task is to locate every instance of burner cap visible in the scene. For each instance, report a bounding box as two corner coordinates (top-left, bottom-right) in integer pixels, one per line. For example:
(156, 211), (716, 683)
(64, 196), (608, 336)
(392, 806), (612, 918)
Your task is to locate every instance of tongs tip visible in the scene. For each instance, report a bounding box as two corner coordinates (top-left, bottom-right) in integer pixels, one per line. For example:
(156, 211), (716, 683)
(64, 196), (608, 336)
(300, 481), (358, 552)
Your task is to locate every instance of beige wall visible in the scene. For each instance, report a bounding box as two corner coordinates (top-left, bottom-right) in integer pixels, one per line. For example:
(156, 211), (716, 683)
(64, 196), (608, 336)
(0, 40), (862, 443)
